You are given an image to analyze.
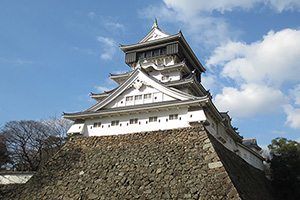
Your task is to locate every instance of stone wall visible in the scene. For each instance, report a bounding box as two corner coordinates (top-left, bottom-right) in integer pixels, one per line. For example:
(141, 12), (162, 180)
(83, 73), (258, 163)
(1, 126), (275, 199)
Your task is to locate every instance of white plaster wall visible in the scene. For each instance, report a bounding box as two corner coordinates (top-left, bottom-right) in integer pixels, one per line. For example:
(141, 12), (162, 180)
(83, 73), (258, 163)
(148, 70), (161, 80)
(165, 57), (175, 66)
(148, 70), (180, 82)
(105, 85), (176, 109)
(0, 173), (34, 184)
(238, 145), (264, 171)
(85, 107), (209, 136)
(161, 71), (181, 82)
(205, 118), (238, 152)
(204, 116), (264, 171)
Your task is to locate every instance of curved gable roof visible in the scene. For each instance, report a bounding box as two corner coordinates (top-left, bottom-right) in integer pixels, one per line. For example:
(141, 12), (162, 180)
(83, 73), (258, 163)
(85, 68), (196, 112)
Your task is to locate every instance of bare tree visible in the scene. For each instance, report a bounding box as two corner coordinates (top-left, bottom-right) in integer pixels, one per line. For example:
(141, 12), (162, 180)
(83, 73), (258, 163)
(42, 116), (72, 148)
(0, 134), (11, 170)
(0, 117), (72, 171)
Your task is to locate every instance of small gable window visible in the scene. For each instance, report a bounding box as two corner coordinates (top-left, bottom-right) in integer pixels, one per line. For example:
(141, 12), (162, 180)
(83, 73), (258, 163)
(169, 114), (178, 120)
(149, 116), (157, 122)
(93, 122), (101, 128)
(144, 93), (152, 99)
(111, 120), (119, 126)
(135, 95), (142, 101)
(126, 96), (133, 102)
(130, 118), (138, 124)
(153, 49), (160, 56)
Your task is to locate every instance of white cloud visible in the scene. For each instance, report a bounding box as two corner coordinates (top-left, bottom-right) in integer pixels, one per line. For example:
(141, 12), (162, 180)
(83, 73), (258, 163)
(88, 12), (96, 19)
(163, 0), (260, 14)
(141, 4), (237, 48)
(271, 130), (287, 135)
(208, 29), (300, 87)
(215, 84), (288, 117)
(141, 2), (300, 123)
(163, 0), (300, 13)
(268, 0), (300, 12)
(141, 0), (300, 50)
(97, 36), (116, 60)
(289, 84), (300, 106)
(284, 104), (300, 128)
(104, 21), (125, 32)
(94, 76), (119, 93)
(0, 57), (34, 66)
(95, 86), (113, 93)
(201, 73), (219, 93)
(73, 46), (98, 56)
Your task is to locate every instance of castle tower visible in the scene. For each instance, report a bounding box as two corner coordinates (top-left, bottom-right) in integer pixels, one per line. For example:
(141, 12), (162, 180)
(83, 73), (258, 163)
(63, 20), (264, 171)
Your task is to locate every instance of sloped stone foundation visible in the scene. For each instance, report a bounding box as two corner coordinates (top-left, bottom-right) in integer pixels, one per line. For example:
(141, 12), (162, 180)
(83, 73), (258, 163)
(1, 126), (274, 199)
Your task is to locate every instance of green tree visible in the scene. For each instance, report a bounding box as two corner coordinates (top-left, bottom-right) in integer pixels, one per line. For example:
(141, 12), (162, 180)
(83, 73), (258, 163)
(268, 137), (300, 200)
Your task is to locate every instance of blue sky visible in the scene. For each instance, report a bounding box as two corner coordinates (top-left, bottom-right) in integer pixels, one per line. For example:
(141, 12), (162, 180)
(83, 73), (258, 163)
(1, 0), (300, 147)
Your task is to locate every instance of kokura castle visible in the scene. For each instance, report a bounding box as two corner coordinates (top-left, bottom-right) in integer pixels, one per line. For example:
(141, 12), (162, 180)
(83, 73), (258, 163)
(63, 20), (264, 171)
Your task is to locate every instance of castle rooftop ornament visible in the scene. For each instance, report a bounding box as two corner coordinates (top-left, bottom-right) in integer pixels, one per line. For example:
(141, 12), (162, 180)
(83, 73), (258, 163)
(63, 19), (264, 171)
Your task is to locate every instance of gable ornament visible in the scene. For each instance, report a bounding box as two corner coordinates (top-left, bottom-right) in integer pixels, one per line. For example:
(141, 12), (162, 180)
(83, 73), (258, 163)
(132, 79), (143, 90)
(131, 78), (149, 90)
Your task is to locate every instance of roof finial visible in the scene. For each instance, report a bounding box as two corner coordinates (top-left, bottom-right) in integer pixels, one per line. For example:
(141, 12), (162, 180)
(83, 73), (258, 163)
(152, 17), (158, 28)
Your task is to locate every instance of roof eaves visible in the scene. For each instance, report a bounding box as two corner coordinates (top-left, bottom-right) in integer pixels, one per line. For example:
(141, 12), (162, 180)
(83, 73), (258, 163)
(177, 32), (206, 73)
(237, 142), (264, 160)
(63, 98), (209, 119)
(119, 34), (181, 52)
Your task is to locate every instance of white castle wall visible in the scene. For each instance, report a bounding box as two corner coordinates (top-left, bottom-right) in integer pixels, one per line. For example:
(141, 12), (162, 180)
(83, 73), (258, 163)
(238, 144), (264, 170)
(106, 86), (176, 109)
(205, 117), (264, 171)
(0, 172), (35, 184)
(72, 106), (264, 170)
(85, 107), (206, 136)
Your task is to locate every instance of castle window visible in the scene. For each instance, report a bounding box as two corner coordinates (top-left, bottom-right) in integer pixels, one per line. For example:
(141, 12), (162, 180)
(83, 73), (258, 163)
(93, 122), (101, 128)
(126, 96), (133, 102)
(160, 48), (166, 55)
(111, 120), (119, 126)
(149, 116), (157, 122)
(169, 114), (178, 120)
(153, 49), (160, 56)
(138, 52), (145, 59)
(135, 95), (142, 101)
(130, 118), (138, 124)
(144, 93), (152, 99)
(146, 51), (152, 58)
